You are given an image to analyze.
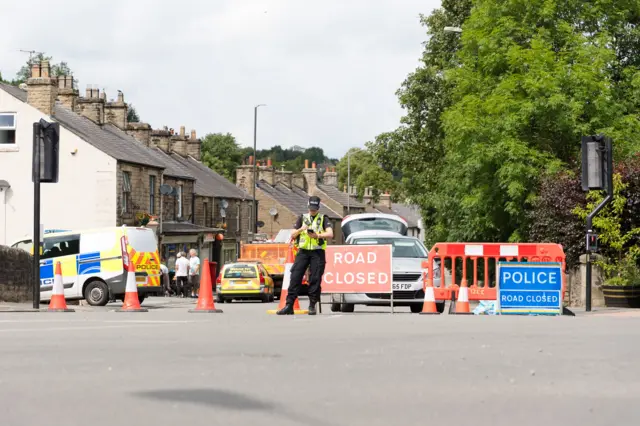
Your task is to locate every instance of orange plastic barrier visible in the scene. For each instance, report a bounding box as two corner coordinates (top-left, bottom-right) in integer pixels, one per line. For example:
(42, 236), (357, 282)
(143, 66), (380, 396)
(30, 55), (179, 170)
(425, 243), (566, 302)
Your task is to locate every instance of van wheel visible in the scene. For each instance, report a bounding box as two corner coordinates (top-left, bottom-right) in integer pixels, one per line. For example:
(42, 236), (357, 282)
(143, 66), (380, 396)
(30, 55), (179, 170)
(341, 303), (355, 313)
(330, 303), (342, 312)
(410, 303), (423, 314)
(138, 295), (146, 305)
(84, 280), (110, 306)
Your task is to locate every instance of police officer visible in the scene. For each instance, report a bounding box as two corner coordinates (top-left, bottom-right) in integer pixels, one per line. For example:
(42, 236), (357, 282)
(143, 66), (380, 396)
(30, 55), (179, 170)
(277, 196), (333, 315)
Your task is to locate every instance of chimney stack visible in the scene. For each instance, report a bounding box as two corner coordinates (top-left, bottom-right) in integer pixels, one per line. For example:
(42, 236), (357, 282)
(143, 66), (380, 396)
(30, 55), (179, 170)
(170, 127), (188, 157)
(26, 60), (58, 116)
(105, 89), (128, 129)
(57, 75), (78, 110)
(126, 122), (152, 146)
(302, 159), (318, 195)
(323, 167), (338, 187)
(187, 129), (201, 160)
(379, 192), (392, 209)
(76, 84), (105, 124)
(258, 160), (275, 185)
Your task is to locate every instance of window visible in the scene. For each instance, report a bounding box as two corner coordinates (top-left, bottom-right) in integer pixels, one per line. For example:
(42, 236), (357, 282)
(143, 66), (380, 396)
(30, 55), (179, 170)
(352, 237), (428, 258)
(203, 202), (208, 227)
(122, 171), (131, 214)
(0, 113), (16, 144)
(223, 264), (258, 279)
(42, 234), (80, 260)
(126, 229), (157, 252)
(149, 175), (156, 214)
(177, 185), (183, 218)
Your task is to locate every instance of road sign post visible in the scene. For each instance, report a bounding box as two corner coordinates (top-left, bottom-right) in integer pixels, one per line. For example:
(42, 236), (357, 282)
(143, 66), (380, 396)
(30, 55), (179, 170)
(496, 262), (563, 316)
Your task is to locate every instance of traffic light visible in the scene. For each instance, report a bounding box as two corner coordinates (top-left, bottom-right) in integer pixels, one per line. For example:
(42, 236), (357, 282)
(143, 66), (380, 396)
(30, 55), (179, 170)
(32, 119), (59, 183)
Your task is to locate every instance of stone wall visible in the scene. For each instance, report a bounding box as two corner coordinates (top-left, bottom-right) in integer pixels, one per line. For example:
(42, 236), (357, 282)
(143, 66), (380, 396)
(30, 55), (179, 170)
(566, 254), (606, 308)
(213, 199), (252, 242)
(0, 246), (33, 302)
(257, 194), (299, 240)
(194, 195), (214, 227)
(116, 163), (162, 226)
(161, 177), (195, 222)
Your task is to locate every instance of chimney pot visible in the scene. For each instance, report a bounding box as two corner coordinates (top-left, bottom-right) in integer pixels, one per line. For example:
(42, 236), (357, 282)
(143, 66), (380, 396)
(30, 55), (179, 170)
(31, 62), (40, 78)
(180, 126), (186, 137)
(85, 86), (92, 98)
(191, 130), (196, 140)
(305, 159), (309, 169)
(117, 91), (124, 103)
(40, 60), (50, 78)
(312, 161), (317, 169)
(267, 158), (272, 167)
(249, 155), (254, 165)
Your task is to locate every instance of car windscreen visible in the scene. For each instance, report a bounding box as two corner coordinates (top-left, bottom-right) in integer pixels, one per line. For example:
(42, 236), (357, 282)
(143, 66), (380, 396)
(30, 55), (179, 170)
(342, 217), (408, 237)
(126, 229), (158, 253)
(223, 264), (258, 279)
(352, 238), (427, 258)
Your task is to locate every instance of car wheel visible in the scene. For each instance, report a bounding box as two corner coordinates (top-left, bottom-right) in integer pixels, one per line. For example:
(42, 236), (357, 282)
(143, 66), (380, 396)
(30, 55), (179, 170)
(215, 294), (223, 303)
(330, 303), (342, 312)
(261, 294), (269, 303)
(341, 303), (355, 313)
(84, 280), (110, 306)
(410, 303), (423, 314)
(269, 294), (275, 303)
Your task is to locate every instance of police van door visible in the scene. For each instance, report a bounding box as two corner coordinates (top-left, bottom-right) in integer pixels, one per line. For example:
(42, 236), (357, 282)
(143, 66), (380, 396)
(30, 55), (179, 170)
(40, 233), (81, 299)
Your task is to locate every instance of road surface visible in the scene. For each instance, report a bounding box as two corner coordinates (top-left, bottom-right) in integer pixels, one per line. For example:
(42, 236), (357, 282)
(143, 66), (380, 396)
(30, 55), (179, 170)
(0, 298), (638, 426)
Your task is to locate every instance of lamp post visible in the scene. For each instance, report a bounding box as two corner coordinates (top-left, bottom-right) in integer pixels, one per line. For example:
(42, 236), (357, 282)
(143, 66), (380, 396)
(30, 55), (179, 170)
(252, 104), (266, 238)
(346, 151), (351, 214)
(444, 26), (463, 33)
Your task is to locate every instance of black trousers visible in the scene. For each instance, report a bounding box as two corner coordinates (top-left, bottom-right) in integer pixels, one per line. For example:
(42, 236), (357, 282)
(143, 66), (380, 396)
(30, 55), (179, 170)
(287, 249), (326, 305)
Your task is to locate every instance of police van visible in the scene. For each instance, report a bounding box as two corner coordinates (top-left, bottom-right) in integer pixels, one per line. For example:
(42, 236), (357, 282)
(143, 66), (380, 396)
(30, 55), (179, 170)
(11, 226), (162, 306)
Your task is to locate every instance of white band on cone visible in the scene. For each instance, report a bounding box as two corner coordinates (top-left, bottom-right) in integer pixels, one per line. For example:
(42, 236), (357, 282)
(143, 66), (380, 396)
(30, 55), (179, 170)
(458, 286), (469, 302)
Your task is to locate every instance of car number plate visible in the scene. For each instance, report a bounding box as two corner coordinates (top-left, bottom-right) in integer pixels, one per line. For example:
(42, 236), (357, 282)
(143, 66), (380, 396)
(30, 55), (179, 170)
(392, 283), (414, 290)
(136, 276), (147, 284)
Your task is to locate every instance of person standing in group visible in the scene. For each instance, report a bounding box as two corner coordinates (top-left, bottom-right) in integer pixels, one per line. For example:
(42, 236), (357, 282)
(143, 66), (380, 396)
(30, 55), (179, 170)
(189, 249), (201, 298)
(174, 252), (190, 298)
(277, 196), (333, 316)
(160, 257), (172, 297)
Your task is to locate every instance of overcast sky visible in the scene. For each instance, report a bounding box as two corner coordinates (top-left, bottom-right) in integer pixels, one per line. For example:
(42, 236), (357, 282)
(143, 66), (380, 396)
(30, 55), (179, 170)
(1, 0), (439, 159)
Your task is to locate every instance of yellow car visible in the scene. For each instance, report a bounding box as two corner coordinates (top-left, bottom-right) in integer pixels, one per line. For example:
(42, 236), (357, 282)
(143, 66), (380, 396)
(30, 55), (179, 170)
(215, 261), (275, 303)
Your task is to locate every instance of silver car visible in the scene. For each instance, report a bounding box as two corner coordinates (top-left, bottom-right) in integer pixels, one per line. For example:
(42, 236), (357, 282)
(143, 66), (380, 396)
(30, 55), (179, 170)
(330, 231), (443, 313)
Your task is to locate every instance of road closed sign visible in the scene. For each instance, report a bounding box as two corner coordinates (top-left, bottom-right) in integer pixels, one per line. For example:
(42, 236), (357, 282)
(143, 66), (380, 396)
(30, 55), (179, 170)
(322, 245), (392, 293)
(497, 262), (563, 315)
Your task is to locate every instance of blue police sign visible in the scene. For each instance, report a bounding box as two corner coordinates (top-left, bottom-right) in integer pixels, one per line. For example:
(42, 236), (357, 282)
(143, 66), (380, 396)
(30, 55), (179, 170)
(497, 262), (563, 315)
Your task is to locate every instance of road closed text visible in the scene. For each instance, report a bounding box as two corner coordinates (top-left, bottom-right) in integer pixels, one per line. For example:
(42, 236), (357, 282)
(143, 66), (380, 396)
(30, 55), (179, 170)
(322, 245), (392, 293)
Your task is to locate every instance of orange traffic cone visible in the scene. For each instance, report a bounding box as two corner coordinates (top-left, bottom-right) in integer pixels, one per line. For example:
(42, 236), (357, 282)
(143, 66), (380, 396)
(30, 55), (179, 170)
(189, 259), (222, 313)
(267, 246), (307, 314)
(117, 261), (148, 312)
(453, 279), (473, 315)
(420, 261), (439, 315)
(48, 261), (75, 312)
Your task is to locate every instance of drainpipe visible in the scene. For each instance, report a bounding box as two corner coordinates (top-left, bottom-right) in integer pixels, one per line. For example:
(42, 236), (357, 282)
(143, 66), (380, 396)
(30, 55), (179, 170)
(192, 188), (196, 224)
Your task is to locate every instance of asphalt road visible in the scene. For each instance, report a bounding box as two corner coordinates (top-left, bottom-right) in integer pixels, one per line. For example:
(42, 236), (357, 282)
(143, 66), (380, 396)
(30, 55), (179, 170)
(0, 298), (639, 426)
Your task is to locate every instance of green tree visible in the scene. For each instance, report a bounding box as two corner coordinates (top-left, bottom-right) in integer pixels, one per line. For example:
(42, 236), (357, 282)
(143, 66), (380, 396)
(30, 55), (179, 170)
(371, 0), (640, 245)
(366, 0), (472, 238)
(201, 133), (243, 180)
(336, 148), (399, 201)
(127, 105), (140, 123)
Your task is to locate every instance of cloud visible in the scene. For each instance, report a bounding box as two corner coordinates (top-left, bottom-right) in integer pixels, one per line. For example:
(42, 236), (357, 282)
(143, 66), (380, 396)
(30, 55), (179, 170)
(0, 0), (440, 158)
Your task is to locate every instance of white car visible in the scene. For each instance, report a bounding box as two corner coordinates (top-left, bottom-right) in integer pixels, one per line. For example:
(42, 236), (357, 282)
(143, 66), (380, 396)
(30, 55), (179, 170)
(332, 213), (443, 313)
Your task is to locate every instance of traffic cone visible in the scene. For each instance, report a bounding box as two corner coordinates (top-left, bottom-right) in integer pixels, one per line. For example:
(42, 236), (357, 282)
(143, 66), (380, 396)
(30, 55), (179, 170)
(453, 279), (473, 315)
(48, 261), (74, 312)
(189, 259), (222, 313)
(117, 261), (148, 312)
(420, 261), (439, 315)
(267, 246), (308, 314)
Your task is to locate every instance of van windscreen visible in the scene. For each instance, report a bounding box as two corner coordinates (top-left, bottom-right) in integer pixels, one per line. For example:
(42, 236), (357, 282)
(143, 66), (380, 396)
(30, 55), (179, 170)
(127, 229), (157, 253)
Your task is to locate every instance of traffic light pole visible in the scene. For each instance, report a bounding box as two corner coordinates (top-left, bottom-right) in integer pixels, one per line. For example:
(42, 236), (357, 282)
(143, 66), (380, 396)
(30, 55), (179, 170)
(32, 122), (41, 309)
(583, 136), (613, 312)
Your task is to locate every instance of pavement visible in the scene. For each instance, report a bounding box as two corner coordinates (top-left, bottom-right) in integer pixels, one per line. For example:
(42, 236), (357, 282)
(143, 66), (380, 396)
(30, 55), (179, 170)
(0, 297), (639, 426)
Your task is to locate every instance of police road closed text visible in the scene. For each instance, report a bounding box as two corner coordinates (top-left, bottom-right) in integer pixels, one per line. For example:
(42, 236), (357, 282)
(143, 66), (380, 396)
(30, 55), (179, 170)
(500, 291), (560, 308)
(322, 245), (392, 293)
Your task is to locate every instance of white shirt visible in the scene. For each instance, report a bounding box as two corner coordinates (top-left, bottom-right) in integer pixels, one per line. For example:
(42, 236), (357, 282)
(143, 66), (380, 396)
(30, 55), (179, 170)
(160, 264), (169, 275)
(189, 256), (200, 276)
(175, 257), (190, 277)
